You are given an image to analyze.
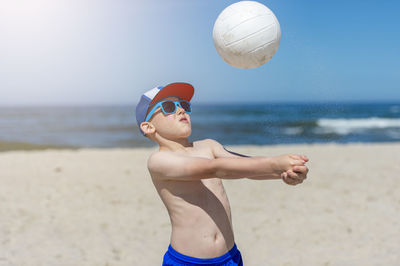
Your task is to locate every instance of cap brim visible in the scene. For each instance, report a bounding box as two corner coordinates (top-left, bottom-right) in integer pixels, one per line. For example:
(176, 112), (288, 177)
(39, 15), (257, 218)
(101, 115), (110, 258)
(150, 82), (194, 105)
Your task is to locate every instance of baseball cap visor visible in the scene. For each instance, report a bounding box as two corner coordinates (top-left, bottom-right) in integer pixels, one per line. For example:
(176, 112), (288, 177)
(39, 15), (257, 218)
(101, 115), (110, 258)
(150, 82), (194, 105)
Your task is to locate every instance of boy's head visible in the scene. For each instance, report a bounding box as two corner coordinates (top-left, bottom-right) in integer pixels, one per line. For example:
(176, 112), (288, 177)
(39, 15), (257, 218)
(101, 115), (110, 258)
(135, 83), (194, 142)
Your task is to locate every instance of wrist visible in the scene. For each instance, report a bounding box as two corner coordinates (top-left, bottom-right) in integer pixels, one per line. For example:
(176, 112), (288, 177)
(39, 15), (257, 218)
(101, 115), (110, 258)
(257, 156), (282, 179)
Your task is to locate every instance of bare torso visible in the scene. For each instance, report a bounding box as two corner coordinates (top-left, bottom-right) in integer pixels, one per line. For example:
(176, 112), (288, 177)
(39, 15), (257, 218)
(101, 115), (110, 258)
(149, 140), (235, 258)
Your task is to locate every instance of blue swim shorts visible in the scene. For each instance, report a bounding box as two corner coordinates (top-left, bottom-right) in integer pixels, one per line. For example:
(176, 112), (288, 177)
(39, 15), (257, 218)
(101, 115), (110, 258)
(162, 243), (243, 266)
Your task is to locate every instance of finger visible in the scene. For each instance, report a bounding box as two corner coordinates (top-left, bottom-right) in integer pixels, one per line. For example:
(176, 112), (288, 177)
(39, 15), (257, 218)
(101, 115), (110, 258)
(296, 166), (309, 178)
(284, 172), (299, 184)
(284, 176), (301, 185)
(293, 165), (308, 174)
(292, 170), (307, 181)
(287, 170), (305, 182)
(289, 154), (303, 160)
(287, 170), (299, 179)
(301, 155), (309, 162)
(290, 154), (308, 162)
(282, 172), (296, 182)
(291, 159), (306, 166)
(295, 173), (306, 181)
(283, 176), (297, 185)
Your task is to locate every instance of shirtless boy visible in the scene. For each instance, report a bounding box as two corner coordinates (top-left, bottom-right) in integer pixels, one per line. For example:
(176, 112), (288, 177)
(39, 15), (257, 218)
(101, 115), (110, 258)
(135, 82), (309, 266)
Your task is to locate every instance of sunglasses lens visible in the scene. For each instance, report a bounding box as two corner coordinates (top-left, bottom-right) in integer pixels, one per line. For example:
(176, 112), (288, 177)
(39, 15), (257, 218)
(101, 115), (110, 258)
(161, 101), (176, 113)
(180, 101), (191, 112)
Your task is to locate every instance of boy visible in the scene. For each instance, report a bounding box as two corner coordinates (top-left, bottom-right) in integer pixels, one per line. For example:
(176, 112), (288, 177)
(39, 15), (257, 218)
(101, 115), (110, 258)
(135, 82), (309, 266)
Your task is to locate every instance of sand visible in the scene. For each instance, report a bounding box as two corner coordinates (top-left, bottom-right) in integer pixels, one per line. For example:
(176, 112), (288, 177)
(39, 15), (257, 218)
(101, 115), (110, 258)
(0, 142), (399, 266)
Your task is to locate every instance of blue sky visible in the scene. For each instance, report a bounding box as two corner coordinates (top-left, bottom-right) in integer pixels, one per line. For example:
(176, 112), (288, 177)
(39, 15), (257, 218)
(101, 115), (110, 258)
(0, 0), (399, 105)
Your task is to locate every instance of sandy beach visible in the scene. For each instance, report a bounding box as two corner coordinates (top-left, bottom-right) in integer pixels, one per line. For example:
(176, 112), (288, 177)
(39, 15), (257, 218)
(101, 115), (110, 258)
(1, 142), (399, 266)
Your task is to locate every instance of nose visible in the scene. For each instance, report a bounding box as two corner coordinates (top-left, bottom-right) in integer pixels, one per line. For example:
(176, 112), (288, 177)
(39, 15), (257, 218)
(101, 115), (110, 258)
(176, 104), (185, 114)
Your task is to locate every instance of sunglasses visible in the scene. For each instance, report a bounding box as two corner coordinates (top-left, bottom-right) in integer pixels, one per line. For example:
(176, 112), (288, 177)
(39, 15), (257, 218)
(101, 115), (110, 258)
(145, 100), (192, 122)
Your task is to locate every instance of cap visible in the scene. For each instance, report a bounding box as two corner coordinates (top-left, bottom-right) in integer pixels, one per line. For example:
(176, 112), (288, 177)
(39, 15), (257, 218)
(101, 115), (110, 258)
(135, 82), (194, 136)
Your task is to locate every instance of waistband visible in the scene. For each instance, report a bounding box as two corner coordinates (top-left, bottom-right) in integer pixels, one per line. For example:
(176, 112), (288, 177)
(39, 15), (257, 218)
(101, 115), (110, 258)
(167, 243), (239, 264)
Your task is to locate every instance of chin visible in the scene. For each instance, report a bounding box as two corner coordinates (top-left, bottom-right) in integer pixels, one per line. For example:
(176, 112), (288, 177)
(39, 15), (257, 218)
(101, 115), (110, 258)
(178, 128), (192, 138)
(162, 128), (191, 140)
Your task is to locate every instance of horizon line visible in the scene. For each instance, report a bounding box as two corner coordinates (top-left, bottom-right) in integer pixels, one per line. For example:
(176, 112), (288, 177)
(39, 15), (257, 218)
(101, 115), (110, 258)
(1, 99), (400, 107)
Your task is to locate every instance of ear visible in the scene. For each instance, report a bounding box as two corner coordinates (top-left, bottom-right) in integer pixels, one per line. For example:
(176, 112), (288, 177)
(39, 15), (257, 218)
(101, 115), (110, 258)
(140, 121), (156, 136)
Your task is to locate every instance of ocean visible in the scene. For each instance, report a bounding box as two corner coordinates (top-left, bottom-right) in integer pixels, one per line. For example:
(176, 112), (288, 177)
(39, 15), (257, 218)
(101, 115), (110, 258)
(1, 102), (400, 150)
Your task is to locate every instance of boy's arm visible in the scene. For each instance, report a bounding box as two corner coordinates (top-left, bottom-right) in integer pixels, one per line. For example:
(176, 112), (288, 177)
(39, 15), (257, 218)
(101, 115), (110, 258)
(207, 138), (277, 180)
(207, 138), (309, 182)
(147, 151), (280, 181)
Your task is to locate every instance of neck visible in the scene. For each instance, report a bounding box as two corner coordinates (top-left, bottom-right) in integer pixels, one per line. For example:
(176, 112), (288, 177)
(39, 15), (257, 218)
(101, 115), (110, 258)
(157, 136), (192, 152)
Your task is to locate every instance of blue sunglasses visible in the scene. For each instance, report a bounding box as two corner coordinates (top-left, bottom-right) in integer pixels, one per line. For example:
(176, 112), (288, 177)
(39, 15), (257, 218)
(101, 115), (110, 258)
(145, 100), (192, 122)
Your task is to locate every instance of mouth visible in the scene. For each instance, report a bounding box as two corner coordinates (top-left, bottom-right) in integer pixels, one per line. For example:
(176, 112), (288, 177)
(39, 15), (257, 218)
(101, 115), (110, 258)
(179, 117), (189, 123)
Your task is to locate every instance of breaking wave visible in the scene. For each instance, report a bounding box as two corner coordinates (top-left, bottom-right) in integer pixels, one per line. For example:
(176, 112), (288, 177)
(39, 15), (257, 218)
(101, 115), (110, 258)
(316, 117), (400, 135)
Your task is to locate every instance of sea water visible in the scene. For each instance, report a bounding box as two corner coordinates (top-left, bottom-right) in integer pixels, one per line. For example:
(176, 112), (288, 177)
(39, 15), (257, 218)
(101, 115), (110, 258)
(0, 102), (399, 149)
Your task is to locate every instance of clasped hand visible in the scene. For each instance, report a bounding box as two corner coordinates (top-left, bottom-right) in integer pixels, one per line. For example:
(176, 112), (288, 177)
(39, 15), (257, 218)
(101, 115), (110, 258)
(276, 154), (309, 186)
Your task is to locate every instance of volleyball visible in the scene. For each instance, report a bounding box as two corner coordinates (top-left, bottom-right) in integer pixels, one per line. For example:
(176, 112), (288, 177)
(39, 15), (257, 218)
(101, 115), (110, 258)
(213, 1), (281, 69)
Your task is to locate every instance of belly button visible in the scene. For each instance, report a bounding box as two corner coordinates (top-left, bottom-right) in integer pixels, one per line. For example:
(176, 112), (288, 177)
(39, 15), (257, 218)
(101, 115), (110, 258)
(214, 233), (218, 242)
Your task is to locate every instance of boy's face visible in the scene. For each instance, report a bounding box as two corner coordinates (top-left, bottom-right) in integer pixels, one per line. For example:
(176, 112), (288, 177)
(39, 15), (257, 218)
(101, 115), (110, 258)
(144, 96), (192, 139)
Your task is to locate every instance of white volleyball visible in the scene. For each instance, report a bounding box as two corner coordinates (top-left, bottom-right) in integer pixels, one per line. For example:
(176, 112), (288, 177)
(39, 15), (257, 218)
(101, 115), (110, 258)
(213, 1), (281, 69)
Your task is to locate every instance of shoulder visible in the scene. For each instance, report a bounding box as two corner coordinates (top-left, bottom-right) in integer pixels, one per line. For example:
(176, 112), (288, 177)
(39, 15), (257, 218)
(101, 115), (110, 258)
(147, 150), (194, 174)
(147, 150), (176, 163)
(200, 138), (223, 149)
(193, 138), (224, 155)
(198, 138), (226, 158)
(147, 151), (175, 172)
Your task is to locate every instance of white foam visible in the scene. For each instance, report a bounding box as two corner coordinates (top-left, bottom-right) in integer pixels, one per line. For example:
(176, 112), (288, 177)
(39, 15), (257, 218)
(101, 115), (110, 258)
(316, 117), (400, 135)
